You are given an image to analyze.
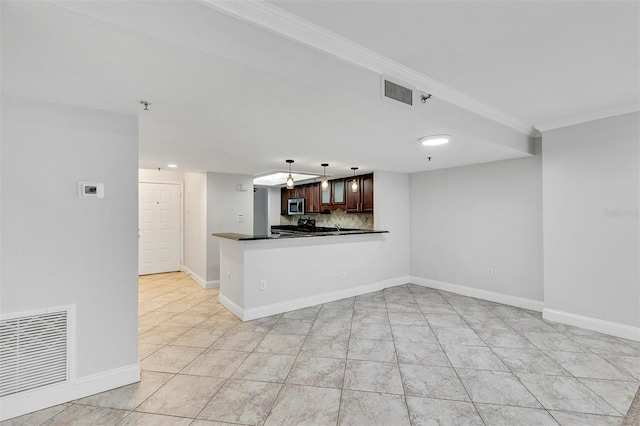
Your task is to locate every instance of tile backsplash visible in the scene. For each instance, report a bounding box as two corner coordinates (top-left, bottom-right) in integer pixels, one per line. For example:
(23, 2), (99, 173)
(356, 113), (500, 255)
(280, 209), (374, 230)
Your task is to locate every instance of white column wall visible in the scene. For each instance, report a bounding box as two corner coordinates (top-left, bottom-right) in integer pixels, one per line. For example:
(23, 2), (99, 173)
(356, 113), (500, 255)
(542, 113), (639, 339)
(268, 187), (282, 227)
(373, 171), (411, 281)
(206, 172), (254, 282)
(184, 172), (208, 283)
(0, 97), (139, 418)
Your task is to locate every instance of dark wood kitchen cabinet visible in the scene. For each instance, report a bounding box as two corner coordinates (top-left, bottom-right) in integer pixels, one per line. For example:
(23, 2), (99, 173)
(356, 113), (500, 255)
(293, 186), (305, 199)
(361, 174), (374, 212)
(345, 179), (359, 212)
(346, 173), (374, 213)
(280, 174), (373, 215)
(305, 183), (321, 214)
(320, 179), (347, 208)
(321, 179), (345, 207)
(332, 179), (345, 206)
(321, 183), (331, 205)
(281, 184), (320, 215)
(281, 187), (293, 215)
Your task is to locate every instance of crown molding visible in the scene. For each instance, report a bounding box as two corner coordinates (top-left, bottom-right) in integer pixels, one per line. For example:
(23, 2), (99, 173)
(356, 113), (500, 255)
(534, 103), (640, 133)
(197, 0), (534, 136)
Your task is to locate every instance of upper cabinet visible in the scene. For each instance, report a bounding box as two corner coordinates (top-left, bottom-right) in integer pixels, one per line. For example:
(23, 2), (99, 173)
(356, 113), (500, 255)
(281, 174), (373, 215)
(361, 174), (374, 212)
(293, 186), (305, 199)
(332, 180), (345, 206)
(320, 179), (345, 207)
(306, 183), (320, 214)
(346, 173), (373, 213)
(321, 183), (331, 204)
(281, 188), (292, 215)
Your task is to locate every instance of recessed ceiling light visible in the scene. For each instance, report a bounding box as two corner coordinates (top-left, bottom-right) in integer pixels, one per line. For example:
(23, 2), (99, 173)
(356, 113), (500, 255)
(419, 134), (451, 146)
(167, 164), (179, 168)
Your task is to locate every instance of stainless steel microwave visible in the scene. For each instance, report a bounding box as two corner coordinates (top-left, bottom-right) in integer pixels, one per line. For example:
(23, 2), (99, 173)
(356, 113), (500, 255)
(288, 197), (305, 215)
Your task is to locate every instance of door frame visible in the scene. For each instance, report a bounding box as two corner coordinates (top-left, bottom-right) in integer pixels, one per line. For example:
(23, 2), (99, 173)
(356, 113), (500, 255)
(138, 180), (184, 274)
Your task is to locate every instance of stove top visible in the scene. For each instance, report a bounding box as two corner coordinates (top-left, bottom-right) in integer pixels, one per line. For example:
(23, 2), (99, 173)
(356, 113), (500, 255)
(297, 218), (316, 229)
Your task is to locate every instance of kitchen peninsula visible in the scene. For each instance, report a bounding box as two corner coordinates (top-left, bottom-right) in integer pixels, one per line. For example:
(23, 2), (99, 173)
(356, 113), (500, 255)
(212, 227), (392, 320)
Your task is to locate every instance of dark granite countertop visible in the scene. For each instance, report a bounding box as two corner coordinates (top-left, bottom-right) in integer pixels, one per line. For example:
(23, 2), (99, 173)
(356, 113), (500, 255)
(212, 229), (388, 241)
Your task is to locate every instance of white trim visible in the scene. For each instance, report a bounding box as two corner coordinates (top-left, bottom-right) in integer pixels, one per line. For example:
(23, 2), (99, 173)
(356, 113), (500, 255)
(218, 293), (245, 319)
(0, 363), (139, 422)
(535, 103), (640, 132)
(205, 280), (221, 290)
(181, 265), (219, 290)
(543, 308), (640, 342)
(197, 0), (533, 136)
(220, 276), (410, 321)
(410, 276), (545, 312)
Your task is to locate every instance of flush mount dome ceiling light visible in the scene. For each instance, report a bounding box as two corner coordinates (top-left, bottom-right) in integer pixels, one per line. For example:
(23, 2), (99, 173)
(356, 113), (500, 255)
(419, 134), (451, 146)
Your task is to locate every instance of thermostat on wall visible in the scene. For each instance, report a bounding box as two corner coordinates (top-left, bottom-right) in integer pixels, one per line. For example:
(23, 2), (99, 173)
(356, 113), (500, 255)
(78, 182), (104, 199)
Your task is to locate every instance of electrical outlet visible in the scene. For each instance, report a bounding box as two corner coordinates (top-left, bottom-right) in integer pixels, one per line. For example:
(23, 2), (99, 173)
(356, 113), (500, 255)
(341, 271), (346, 279)
(260, 279), (267, 291)
(238, 214), (244, 223)
(488, 268), (493, 276)
(227, 272), (231, 282)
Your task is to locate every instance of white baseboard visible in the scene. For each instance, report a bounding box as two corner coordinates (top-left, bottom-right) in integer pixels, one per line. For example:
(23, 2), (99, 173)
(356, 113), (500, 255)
(543, 308), (640, 342)
(218, 294), (244, 319)
(205, 280), (220, 290)
(410, 276), (545, 312)
(220, 276), (410, 321)
(0, 363), (140, 421)
(181, 265), (219, 289)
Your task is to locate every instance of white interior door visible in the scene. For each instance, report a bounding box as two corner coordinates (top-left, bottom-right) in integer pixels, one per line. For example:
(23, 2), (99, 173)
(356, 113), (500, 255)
(138, 182), (182, 275)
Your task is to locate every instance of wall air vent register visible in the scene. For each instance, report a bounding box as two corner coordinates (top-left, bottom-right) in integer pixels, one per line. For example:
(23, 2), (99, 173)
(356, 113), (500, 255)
(0, 308), (71, 398)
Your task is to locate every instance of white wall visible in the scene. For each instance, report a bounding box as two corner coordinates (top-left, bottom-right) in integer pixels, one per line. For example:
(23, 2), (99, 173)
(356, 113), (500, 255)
(409, 144), (543, 306)
(542, 113), (639, 338)
(374, 171), (411, 281)
(268, 187), (281, 227)
(206, 172), (254, 281)
(253, 187), (269, 236)
(138, 168), (185, 183)
(183, 172), (207, 282)
(0, 97), (139, 418)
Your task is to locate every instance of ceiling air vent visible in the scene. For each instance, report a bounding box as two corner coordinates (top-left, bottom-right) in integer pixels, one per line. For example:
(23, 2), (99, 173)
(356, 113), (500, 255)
(384, 79), (413, 106)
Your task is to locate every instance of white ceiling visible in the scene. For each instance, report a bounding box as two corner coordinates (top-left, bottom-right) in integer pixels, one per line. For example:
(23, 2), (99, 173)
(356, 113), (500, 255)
(2, 1), (637, 179)
(268, 0), (640, 128)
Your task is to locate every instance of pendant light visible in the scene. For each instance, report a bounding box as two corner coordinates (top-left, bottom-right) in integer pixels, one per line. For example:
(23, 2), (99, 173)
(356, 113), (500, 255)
(350, 167), (359, 193)
(320, 163), (329, 191)
(286, 159), (295, 189)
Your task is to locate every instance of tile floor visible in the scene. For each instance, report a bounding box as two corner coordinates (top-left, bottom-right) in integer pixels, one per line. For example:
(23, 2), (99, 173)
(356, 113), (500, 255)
(3, 272), (639, 425)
